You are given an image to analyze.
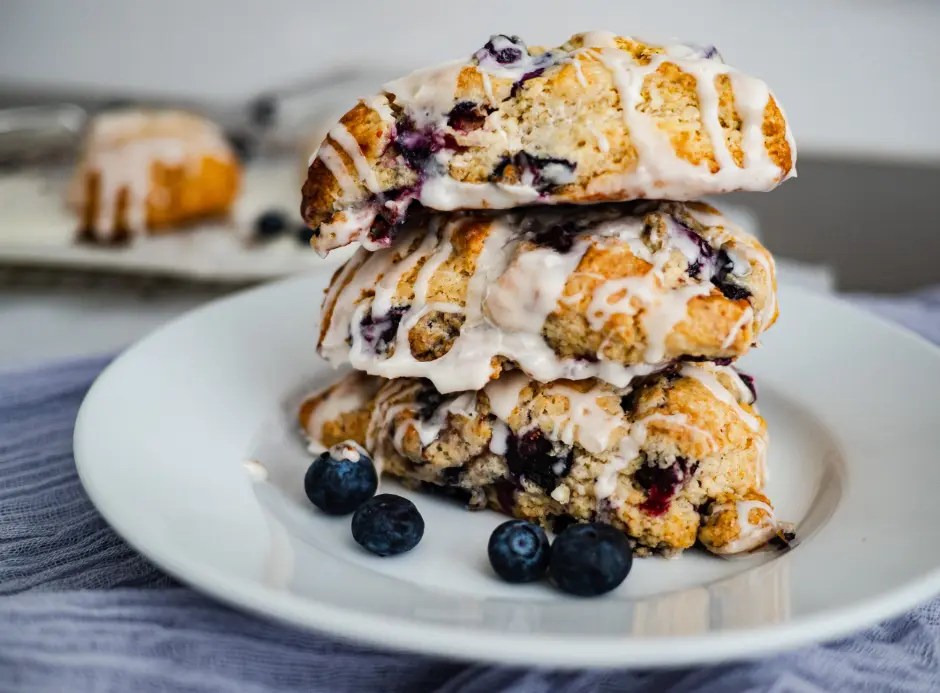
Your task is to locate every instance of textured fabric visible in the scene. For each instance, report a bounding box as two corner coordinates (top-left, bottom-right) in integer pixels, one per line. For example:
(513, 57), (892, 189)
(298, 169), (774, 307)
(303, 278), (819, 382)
(2, 292), (940, 692)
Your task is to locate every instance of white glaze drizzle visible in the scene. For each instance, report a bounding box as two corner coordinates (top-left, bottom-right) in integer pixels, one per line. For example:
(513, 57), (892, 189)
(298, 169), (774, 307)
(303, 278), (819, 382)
(317, 142), (360, 202)
(721, 306), (754, 350)
(707, 498), (778, 554)
(327, 124), (381, 194)
(679, 364), (761, 432)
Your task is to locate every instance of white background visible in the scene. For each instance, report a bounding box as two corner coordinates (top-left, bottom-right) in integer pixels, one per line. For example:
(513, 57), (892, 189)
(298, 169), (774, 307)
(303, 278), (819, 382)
(2, 0), (939, 162)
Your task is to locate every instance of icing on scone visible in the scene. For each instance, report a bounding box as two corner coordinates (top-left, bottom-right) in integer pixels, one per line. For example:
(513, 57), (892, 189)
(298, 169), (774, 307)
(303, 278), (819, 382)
(302, 31), (796, 254)
(318, 201), (775, 393)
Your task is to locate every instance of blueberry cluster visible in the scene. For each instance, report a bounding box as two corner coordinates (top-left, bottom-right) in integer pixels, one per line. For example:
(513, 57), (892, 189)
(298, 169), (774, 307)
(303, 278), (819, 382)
(304, 441), (632, 595)
(488, 519), (634, 596)
(304, 442), (423, 557)
(253, 209), (316, 246)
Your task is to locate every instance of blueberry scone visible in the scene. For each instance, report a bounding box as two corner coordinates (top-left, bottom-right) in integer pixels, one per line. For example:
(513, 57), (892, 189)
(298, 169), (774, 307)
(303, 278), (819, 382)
(70, 109), (241, 242)
(318, 200), (776, 393)
(300, 363), (786, 556)
(302, 31), (795, 254)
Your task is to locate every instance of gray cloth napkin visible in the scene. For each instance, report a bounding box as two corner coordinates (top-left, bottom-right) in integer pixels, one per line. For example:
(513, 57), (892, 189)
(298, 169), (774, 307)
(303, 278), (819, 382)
(2, 291), (940, 693)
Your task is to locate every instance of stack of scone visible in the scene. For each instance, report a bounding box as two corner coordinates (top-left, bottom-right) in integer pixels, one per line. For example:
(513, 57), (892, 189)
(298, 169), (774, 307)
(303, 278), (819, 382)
(298, 31), (796, 557)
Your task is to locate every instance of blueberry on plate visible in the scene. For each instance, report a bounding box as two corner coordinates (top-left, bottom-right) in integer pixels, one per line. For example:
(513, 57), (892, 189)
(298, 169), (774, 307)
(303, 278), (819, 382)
(253, 210), (289, 240)
(303, 442), (378, 515)
(550, 522), (633, 596)
(351, 494), (424, 557)
(296, 224), (316, 246)
(488, 519), (550, 583)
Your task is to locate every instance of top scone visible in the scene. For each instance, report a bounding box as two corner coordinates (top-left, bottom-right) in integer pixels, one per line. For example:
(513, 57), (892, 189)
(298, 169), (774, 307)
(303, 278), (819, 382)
(302, 31), (796, 255)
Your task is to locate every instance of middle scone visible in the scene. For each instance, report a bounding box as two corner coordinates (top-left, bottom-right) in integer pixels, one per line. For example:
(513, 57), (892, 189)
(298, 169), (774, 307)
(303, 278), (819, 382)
(319, 199), (776, 393)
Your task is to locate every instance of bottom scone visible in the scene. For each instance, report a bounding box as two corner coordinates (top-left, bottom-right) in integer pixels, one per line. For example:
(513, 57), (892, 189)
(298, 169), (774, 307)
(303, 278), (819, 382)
(299, 364), (790, 556)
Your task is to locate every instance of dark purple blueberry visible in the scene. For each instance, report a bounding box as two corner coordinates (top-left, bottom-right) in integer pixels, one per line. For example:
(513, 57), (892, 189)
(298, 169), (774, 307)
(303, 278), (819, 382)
(254, 210), (289, 239)
(491, 152), (576, 193)
(415, 384), (446, 421)
(304, 443), (378, 515)
(550, 514), (579, 534)
(509, 68), (545, 97)
(438, 465), (463, 486)
(506, 430), (572, 490)
(474, 34), (527, 66)
(373, 187), (420, 235)
(712, 250), (751, 301)
(634, 457), (697, 516)
(227, 132), (256, 162)
(696, 45), (722, 61)
(394, 118), (458, 171)
(296, 224), (316, 246)
(737, 371), (757, 403)
(550, 523), (633, 596)
(351, 494), (424, 557)
(531, 220), (579, 253)
(488, 520), (550, 583)
(671, 218), (715, 278)
(249, 96), (278, 129)
(447, 101), (491, 132)
(359, 306), (409, 354)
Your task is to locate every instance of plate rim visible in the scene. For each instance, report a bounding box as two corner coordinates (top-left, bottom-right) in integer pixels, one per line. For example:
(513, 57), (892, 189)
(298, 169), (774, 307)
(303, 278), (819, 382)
(73, 276), (940, 668)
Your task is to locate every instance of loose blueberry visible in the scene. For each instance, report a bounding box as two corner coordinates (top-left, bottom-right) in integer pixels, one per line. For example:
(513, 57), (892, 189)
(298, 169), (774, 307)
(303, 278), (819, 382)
(550, 523), (633, 596)
(296, 224), (316, 246)
(249, 96), (278, 129)
(254, 210), (289, 240)
(488, 520), (550, 583)
(303, 442), (378, 515)
(352, 494), (425, 557)
(227, 132), (256, 162)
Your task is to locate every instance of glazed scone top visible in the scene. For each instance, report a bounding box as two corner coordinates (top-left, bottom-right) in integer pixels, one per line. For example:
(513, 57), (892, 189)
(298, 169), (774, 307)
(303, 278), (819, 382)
(302, 31), (796, 254)
(319, 200), (777, 393)
(70, 109), (236, 240)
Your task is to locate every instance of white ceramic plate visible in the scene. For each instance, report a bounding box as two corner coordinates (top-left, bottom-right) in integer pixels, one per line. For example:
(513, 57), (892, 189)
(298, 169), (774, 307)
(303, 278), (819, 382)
(74, 276), (940, 668)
